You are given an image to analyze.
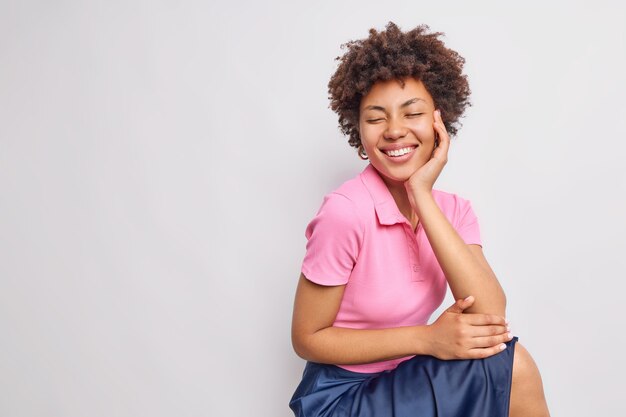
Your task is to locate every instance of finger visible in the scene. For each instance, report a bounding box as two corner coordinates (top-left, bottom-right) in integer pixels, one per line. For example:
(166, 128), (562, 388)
(435, 109), (449, 136)
(463, 313), (507, 326)
(469, 332), (514, 349)
(433, 110), (450, 151)
(466, 324), (510, 337)
(467, 343), (509, 359)
(445, 295), (474, 314)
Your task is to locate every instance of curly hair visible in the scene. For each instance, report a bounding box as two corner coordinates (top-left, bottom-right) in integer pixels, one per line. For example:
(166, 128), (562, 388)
(328, 22), (472, 149)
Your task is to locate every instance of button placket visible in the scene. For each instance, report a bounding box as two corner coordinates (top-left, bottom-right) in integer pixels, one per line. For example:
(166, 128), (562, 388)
(403, 223), (422, 281)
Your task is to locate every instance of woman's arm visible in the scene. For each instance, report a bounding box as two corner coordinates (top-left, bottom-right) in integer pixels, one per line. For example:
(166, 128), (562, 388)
(291, 273), (429, 364)
(292, 273), (510, 364)
(405, 109), (506, 317)
(410, 194), (506, 317)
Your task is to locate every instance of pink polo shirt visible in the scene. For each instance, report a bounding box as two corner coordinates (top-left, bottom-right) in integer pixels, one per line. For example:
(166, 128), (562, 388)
(301, 164), (482, 373)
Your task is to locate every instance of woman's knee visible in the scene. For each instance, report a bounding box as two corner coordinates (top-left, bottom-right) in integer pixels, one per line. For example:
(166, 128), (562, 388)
(510, 342), (551, 416)
(512, 342), (542, 384)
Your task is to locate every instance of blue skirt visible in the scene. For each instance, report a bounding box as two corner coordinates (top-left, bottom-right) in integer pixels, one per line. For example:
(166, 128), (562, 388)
(290, 336), (518, 417)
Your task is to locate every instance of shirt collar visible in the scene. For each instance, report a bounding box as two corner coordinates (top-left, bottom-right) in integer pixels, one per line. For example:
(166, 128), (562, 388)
(360, 164), (408, 226)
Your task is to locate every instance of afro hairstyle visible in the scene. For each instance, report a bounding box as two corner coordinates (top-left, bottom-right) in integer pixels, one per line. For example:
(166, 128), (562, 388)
(328, 21), (472, 149)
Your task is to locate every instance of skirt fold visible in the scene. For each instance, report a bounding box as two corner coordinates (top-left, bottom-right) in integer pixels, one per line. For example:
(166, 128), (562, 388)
(290, 336), (518, 417)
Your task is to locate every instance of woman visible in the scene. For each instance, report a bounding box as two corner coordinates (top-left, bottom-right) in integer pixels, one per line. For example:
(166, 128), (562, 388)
(290, 22), (550, 416)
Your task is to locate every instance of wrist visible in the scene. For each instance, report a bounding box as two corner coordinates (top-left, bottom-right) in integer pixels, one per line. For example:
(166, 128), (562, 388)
(412, 325), (434, 356)
(407, 188), (436, 215)
(405, 179), (433, 196)
(405, 180), (431, 196)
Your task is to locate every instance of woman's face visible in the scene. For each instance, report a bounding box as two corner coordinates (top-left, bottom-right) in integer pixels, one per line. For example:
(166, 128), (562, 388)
(358, 77), (438, 186)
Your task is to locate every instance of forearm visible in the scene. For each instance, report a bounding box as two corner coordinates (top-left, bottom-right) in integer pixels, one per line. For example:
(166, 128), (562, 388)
(293, 325), (432, 365)
(412, 189), (506, 316)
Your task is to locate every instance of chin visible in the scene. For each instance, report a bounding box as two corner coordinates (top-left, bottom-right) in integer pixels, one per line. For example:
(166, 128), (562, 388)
(376, 165), (416, 185)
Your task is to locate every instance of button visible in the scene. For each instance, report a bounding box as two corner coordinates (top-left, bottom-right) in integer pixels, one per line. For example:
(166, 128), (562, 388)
(412, 264), (420, 272)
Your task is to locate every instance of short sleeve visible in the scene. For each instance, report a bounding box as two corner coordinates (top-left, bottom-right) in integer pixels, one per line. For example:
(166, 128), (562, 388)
(301, 193), (363, 286)
(456, 197), (483, 247)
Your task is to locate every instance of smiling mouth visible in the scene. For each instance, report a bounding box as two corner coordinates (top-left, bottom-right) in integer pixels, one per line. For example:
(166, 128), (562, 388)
(383, 146), (417, 157)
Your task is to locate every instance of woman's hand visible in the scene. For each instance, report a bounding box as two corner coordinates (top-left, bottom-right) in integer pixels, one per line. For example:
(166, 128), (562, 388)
(405, 109), (450, 198)
(424, 295), (513, 360)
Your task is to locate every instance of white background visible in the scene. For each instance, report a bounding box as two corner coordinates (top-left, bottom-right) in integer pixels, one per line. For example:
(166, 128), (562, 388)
(1, 1), (625, 416)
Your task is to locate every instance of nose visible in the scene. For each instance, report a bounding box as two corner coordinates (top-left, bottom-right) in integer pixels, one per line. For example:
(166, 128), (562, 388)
(383, 117), (408, 140)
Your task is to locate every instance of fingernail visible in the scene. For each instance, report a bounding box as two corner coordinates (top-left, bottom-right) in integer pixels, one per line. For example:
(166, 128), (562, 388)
(500, 344), (507, 350)
(506, 325), (511, 332)
(507, 332), (513, 339)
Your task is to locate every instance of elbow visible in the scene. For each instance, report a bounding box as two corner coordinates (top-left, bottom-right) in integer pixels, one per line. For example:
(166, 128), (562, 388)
(498, 284), (507, 317)
(291, 331), (315, 361)
(499, 294), (507, 319)
(292, 327), (331, 362)
(487, 274), (507, 317)
(490, 288), (507, 318)
(291, 338), (307, 360)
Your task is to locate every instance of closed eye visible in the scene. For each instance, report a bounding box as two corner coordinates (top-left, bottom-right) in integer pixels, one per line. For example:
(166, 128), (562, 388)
(407, 113), (424, 118)
(366, 118), (385, 123)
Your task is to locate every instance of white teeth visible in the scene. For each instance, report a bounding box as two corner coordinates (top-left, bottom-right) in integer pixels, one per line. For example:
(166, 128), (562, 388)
(385, 146), (415, 157)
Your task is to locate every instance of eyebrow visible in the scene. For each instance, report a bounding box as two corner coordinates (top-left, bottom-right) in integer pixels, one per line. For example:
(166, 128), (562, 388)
(363, 98), (426, 112)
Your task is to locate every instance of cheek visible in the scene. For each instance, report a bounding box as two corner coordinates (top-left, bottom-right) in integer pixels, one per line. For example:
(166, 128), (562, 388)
(412, 121), (436, 141)
(359, 124), (380, 145)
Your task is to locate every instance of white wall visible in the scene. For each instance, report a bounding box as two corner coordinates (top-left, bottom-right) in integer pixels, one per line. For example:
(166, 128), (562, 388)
(1, 1), (625, 416)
